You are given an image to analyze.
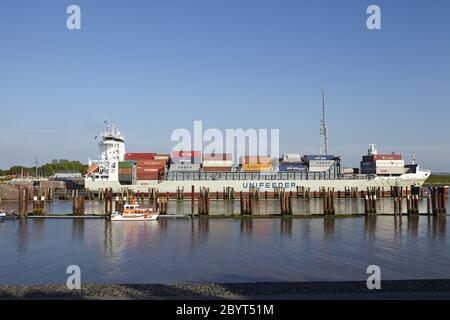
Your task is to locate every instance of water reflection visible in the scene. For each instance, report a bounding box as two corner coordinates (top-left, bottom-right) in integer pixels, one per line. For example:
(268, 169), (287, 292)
(428, 216), (447, 238)
(280, 218), (293, 236)
(198, 216), (209, 234)
(393, 215), (404, 236)
(72, 219), (85, 241)
(240, 218), (253, 237)
(364, 216), (377, 240)
(323, 217), (335, 239)
(17, 219), (29, 256)
(1, 215), (450, 284)
(407, 215), (419, 237)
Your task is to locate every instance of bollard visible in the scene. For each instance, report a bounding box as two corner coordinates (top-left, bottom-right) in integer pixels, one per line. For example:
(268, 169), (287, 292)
(323, 188), (335, 215)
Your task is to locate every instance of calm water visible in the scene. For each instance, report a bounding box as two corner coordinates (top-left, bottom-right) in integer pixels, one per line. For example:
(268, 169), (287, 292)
(0, 215), (449, 284)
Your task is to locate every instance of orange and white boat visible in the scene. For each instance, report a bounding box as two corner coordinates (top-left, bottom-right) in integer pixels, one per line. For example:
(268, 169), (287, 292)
(111, 198), (159, 221)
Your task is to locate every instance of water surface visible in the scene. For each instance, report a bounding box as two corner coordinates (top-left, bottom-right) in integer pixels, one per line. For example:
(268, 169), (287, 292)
(0, 216), (449, 284)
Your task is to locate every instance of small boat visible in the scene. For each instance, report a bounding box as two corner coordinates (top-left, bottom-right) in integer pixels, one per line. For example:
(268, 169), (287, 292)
(110, 198), (159, 221)
(0, 210), (6, 220)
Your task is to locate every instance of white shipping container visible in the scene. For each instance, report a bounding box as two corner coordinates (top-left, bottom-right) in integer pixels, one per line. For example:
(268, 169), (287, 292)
(309, 166), (331, 172)
(202, 160), (233, 167)
(169, 163), (201, 172)
(341, 168), (355, 175)
(282, 153), (301, 163)
(376, 167), (405, 175)
(154, 155), (170, 161)
(374, 160), (404, 167)
(308, 160), (335, 167)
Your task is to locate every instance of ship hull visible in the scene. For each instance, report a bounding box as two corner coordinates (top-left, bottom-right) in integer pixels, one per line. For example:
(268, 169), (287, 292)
(85, 171), (430, 193)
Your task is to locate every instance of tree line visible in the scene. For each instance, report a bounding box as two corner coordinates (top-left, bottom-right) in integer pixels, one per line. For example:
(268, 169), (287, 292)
(0, 160), (88, 178)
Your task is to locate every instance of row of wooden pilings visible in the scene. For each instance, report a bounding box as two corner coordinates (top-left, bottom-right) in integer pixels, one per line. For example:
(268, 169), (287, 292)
(14, 185), (448, 217)
(83, 185), (448, 217)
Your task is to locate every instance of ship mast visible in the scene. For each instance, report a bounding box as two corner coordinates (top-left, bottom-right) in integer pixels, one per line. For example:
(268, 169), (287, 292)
(320, 91), (329, 155)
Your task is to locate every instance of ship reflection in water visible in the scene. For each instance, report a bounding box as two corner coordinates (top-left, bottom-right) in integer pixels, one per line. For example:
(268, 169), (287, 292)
(0, 214), (448, 285)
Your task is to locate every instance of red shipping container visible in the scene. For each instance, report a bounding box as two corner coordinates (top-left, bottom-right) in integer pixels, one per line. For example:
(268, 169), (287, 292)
(203, 153), (232, 161)
(202, 167), (232, 172)
(118, 168), (132, 174)
(125, 153), (156, 160)
(171, 150), (201, 158)
(136, 167), (163, 174)
(373, 154), (402, 160)
(136, 159), (167, 167)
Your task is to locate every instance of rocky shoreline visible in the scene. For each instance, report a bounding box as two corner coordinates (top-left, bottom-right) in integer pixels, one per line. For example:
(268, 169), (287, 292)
(1, 279), (450, 299)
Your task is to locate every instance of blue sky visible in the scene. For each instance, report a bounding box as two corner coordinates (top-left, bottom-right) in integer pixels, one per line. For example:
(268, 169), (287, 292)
(1, 0), (449, 171)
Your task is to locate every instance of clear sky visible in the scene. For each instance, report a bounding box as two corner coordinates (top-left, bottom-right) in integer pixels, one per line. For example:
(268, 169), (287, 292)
(1, 0), (449, 171)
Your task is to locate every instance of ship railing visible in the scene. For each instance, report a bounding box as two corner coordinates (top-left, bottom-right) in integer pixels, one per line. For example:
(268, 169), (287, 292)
(165, 167), (352, 181)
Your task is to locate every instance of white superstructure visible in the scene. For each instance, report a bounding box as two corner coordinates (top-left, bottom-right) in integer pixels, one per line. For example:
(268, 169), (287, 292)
(86, 120), (125, 182)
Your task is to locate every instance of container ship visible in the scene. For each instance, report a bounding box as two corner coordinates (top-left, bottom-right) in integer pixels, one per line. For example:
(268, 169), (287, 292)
(85, 121), (430, 193)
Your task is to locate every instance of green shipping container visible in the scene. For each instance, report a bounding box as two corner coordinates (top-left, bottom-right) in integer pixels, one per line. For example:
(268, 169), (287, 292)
(118, 160), (136, 168)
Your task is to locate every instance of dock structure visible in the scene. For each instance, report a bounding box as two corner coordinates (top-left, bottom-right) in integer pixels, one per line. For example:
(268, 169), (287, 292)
(4, 184), (448, 218)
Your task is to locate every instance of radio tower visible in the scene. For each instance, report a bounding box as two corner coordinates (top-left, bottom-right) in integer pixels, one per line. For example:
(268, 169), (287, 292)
(35, 157), (39, 178)
(320, 91), (329, 155)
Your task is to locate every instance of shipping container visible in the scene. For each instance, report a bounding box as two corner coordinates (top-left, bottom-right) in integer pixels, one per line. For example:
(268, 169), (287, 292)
(136, 173), (160, 181)
(303, 155), (336, 162)
(202, 167), (233, 172)
(171, 157), (202, 164)
(136, 167), (163, 174)
(118, 168), (133, 174)
(171, 151), (201, 158)
(136, 159), (167, 167)
(340, 167), (355, 175)
(308, 167), (332, 172)
(154, 154), (170, 161)
(361, 160), (404, 168)
(282, 153), (302, 163)
(202, 160), (233, 167)
(202, 153), (232, 161)
(239, 156), (272, 164)
(278, 163), (307, 172)
(375, 167), (405, 175)
(118, 160), (136, 168)
(125, 153), (156, 160)
(169, 163), (201, 172)
(308, 159), (335, 167)
(118, 174), (132, 180)
(374, 160), (404, 167)
(241, 163), (273, 172)
(362, 154), (402, 162)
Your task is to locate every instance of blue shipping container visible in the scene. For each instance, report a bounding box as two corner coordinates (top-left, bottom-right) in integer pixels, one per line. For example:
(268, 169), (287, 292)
(303, 155), (336, 162)
(279, 163), (308, 172)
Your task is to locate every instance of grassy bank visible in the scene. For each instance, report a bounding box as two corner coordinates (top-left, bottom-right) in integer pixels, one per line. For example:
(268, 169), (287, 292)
(425, 175), (450, 185)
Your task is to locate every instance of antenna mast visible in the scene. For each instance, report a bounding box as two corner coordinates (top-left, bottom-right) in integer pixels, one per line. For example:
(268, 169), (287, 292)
(35, 157), (39, 178)
(320, 91), (329, 155)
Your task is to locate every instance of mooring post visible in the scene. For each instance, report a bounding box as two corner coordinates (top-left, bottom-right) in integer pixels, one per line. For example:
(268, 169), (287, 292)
(191, 185), (195, 217)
